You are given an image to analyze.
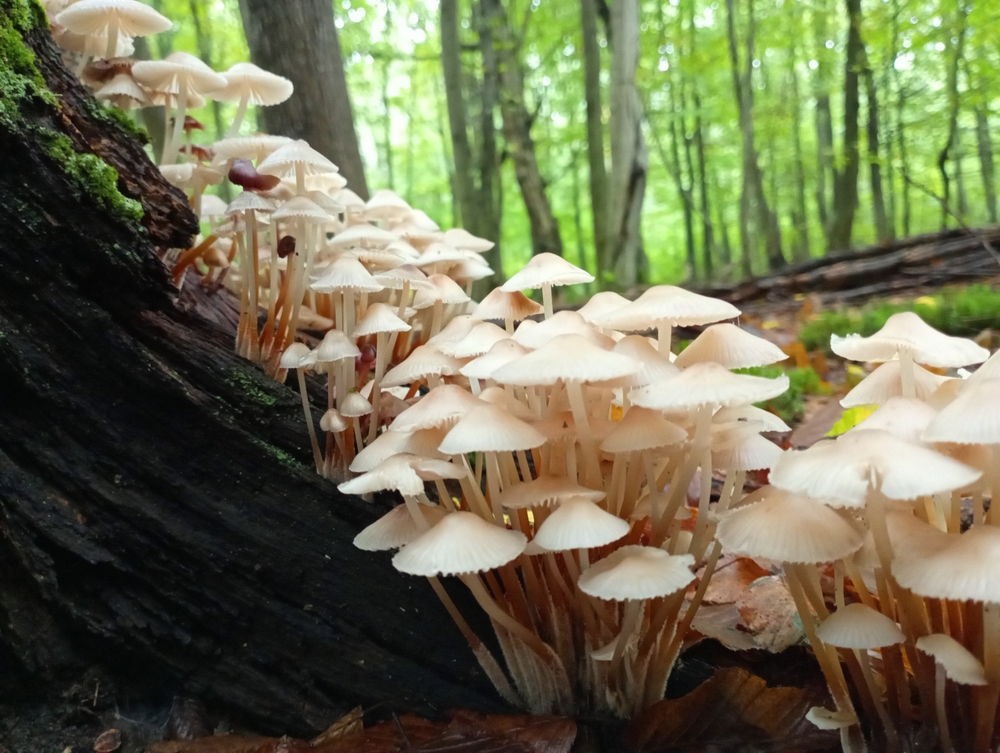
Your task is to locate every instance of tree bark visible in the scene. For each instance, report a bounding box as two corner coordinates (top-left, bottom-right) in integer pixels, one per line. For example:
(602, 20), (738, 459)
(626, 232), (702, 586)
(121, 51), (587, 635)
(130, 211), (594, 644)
(0, 6), (495, 735)
(827, 0), (863, 251)
(486, 0), (563, 259)
(440, 0), (476, 231)
(475, 0), (504, 286)
(811, 0), (835, 237)
(606, 0), (648, 288)
(938, 3), (967, 229)
(788, 40), (811, 262)
(864, 67), (890, 242)
(976, 107), (998, 224)
(890, 0), (910, 237)
(580, 0), (608, 278)
(238, 0), (368, 197)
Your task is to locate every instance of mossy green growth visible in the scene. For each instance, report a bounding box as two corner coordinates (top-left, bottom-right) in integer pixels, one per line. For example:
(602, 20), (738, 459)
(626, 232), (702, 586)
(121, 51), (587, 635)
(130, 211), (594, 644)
(228, 368), (279, 407)
(40, 130), (144, 222)
(249, 436), (307, 472)
(736, 365), (829, 424)
(0, 0), (57, 123)
(85, 95), (148, 141)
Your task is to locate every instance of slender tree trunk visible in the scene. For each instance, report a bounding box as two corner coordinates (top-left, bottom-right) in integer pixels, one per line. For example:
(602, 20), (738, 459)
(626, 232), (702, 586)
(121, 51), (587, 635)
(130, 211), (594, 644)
(976, 107), (998, 223)
(381, 59), (395, 190)
(486, 0), (563, 258)
(238, 0), (369, 197)
(688, 0), (714, 278)
(606, 0), (648, 287)
(475, 0), (503, 285)
(827, 0), (863, 251)
(580, 0), (608, 278)
(789, 43), (810, 261)
(188, 0), (230, 200)
(432, 74), (459, 228)
(938, 3), (967, 228)
(714, 169), (734, 270)
(812, 0), (834, 238)
(864, 67), (890, 241)
(882, 57), (896, 238)
(571, 146), (590, 275)
(440, 0), (476, 229)
(663, 54), (697, 279)
(890, 0), (910, 236)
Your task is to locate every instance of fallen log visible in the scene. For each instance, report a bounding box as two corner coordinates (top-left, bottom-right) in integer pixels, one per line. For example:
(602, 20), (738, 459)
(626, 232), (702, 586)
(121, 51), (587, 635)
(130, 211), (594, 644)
(0, 1), (497, 740)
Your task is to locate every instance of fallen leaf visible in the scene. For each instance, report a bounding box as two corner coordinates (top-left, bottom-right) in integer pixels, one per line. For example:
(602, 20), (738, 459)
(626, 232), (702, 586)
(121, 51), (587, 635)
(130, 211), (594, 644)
(700, 556), (772, 605)
(737, 576), (804, 653)
(623, 667), (838, 753)
(148, 737), (313, 753)
(311, 706), (363, 746)
(95, 729), (122, 753)
(689, 603), (757, 650)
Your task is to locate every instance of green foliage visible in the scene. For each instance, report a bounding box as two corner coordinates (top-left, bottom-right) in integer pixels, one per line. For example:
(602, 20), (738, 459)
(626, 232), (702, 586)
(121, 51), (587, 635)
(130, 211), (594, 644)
(801, 285), (1000, 353)
(736, 365), (828, 424)
(0, 0), (56, 124)
(828, 404), (877, 437)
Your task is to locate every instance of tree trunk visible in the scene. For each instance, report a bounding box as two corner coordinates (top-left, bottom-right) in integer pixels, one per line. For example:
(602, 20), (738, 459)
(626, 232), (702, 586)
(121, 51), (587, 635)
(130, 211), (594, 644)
(580, 0), (608, 279)
(487, 0), (563, 258)
(864, 67), (890, 242)
(475, 0), (504, 286)
(381, 59), (395, 190)
(693, 91), (716, 278)
(811, 0), (834, 237)
(238, 0), (369, 198)
(440, 0), (476, 230)
(606, 0), (648, 288)
(937, 1), (967, 228)
(827, 0), (863, 251)
(890, 0), (910, 237)
(789, 41), (811, 262)
(0, 5), (494, 735)
(432, 73), (459, 228)
(976, 107), (998, 224)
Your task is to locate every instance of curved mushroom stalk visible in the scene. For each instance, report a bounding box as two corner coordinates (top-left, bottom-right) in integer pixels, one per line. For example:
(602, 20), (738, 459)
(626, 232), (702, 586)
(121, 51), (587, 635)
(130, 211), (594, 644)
(227, 91), (251, 139)
(162, 78), (188, 165)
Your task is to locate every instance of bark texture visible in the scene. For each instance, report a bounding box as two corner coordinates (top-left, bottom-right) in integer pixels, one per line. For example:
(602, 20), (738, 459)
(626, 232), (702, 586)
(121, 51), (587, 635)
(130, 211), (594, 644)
(0, 4), (496, 737)
(580, 0), (608, 275)
(237, 0), (369, 198)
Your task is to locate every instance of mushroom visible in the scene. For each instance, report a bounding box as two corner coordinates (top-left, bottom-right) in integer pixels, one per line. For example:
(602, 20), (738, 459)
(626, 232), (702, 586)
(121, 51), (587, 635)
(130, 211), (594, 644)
(278, 343), (323, 473)
(214, 62), (293, 138)
(916, 633), (988, 753)
(500, 252), (593, 319)
(472, 288), (543, 334)
(55, 0), (171, 61)
(353, 303), (413, 442)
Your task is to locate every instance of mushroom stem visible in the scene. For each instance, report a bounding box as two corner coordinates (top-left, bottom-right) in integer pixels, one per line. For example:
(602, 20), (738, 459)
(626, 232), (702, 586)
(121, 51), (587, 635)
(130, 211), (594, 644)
(977, 602), (1000, 753)
(485, 452), (504, 524)
(610, 600), (642, 688)
(366, 332), (388, 444)
(226, 91), (251, 138)
(689, 448), (714, 560)
(565, 380), (600, 486)
(282, 221), (317, 357)
(163, 78), (188, 165)
(246, 210), (262, 361)
(899, 348), (916, 399)
(429, 299), (443, 340)
(261, 232), (280, 353)
(656, 323), (673, 354)
(934, 663), (955, 753)
(104, 18), (120, 63)
(542, 284), (554, 318)
(296, 368), (323, 473)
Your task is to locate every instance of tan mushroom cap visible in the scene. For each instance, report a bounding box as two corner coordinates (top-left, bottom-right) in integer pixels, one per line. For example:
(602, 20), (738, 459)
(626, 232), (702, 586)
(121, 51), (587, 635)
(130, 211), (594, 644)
(511, 310), (613, 350)
(493, 334), (639, 387)
(533, 497), (630, 551)
(392, 510), (527, 576)
(674, 323), (787, 370)
(600, 407), (687, 454)
(438, 404), (545, 454)
(315, 330), (361, 363)
(893, 525), (1000, 603)
(258, 139), (339, 177)
(412, 273), (471, 309)
(915, 634), (988, 685)
(577, 291), (630, 326)
(311, 256), (384, 294)
(381, 345), (462, 387)
(215, 62), (293, 106)
(849, 396), (937, 445)
(715, 486), (864, 563)
(597, 285), (740, 331)
(353, 504), (448, 552)
(94, 72), (150, 108)
(132, 51), (226, 95)
(340, 392), (372, 418)
(212, 135), (292, 162)
(840, 359), (949, 408)
(713, 404), (791, 433)
(442, 227), (494, 252)
(350, 426), (448, 473)
(711, 428), (783, 472)
(769, 429), (982, 508)
(338, 453), (464, 496)
(438, 322), (509, 359)
(460, 339), (530, 381)
(472, 288), (543, 324)
(353, 303), (411, 337)
(496, 475), (605, 509)
(501, 252), (593, 291)
(389, 384), (484, 434)
(806, 707), (858, 731)
(55, 0), (172, 38)
(922, 378), (1000, 445)
(271, 195), (331, 224)
(578, 545), (695, 601)
(631, 362), (789, 411)
(832, 311), (988, 368)
(226, 190), (275, 215)
(816, 603), (905, 649)
(320, 408), (348, 433)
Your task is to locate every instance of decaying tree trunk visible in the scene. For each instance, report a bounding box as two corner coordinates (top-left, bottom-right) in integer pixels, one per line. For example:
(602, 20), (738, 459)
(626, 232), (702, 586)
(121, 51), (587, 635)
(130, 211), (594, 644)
(0, 3), (496, 737)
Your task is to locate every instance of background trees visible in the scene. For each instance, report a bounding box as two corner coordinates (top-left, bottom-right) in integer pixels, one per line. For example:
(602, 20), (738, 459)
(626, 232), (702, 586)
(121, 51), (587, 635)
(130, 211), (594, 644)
(151, 0), (999, 288)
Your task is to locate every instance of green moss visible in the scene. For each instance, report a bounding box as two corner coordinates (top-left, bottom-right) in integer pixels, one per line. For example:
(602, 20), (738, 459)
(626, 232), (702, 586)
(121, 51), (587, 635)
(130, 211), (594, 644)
(0, 0), (56, 123)
(249, 436), (307, 472)
(736, 365), (829, 424)
(227, 368), (280, 407)
(85, 95), (148, 142)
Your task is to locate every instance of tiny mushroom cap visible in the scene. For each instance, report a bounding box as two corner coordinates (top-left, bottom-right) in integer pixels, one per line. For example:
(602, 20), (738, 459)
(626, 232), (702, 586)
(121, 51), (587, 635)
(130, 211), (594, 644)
(674, 324), (787, 370)
(577, 545), (696, 601)
(815, 603), (905, 649)
(132, 51), (226, 95)
(258, 139), (339, 177)
(311, 256), (384, 294)
(461, 339), (530, 381)
(512, 310), (614, 350)
(364, 189), (411, 222)
(715, 486), (865, 563)
(607, 335), (680, 387)
(412, 273), (471, 309)
(501, 252), (594, 292)
(477, 386), (536, 421)
(55, 0), (172, 43)
(392, 511), (527, 576)
(597, 285), (740, 331)
(893, 525), (1000, 603)
(577, 291), (630, 326)
(711, 428), (783, 472)
(493, 334), (639, 386)
(915, 634), (988, 686)
(320, 408), (348, 433)
(390, 384), (484, 434)
(831, 311), (989, 368)
(374, 263), (434, 291)
(315, 330), (361, 363)
(94, 73), (151, 109)
(339, 453), (464, 497)
(212, 134), (292, 163)
(278, 342), (312, 370)
(533, 497), (631, 551)
(806, 708), (859, 731)
(713, 404), (791, 433)
(227, 190), (276, 215)
(350, 427), (448, 473)
(439, 322), (509, 359)
(215, 62), (293, 106)
(841, 359), (950, 407)
(438, 404), (546, 454)
(472, 288), (544, 323)
(631, 362), (789, 411)
(271, 195), (331, 224)
(340, 392), (372, 418)
(326, 224), (398, 251)
(443, 227), (495, 252)
(381, 345), (463, 387)
(353, 504), (448, 552)
(199, 194), (229, 220)
(496, 475), (605, 509)
(600, 407), (688, 454)
(848, 397), (937, 445)
(922, 378), (1000, 445)
(353, 302), (411, 337)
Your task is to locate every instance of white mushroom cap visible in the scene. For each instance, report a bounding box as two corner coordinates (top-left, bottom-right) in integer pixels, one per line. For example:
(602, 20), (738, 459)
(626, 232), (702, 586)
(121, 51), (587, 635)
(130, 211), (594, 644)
(600, 407), (687, 453)
(374, 263), (434, 291)
(472, 288), (543, 323)
(674, 324), (787, 370)
(438, 404), (546, 454)
(460, 339), (530, 381)
(56, 0), (172, 39)
(831, 311), (988, 368)
(511, 310), (612, 350)
(501, 252), (594, 291)
(381, 345), (462, 387)
(94, 72), (150, 108)
(816, 603), (905, 649)
(840, 359), (950, 407)
(915, 634), (988, 685)
(597, 285), (740, 331)
(413, 242), (468, 268)
(339, 453), (464, 496)
(893, 525), (1000, 603)
(442, 227), (494, 252)
(425, 315), (477, 347)
(132, 51), (226, 95)
(315, 330), (361, 363)
(389, 384), (484, 434)
(495, 475), (605, 509)
(271, 195), (331, 224)
(212, 135), (292, 162)
(311, 256), (384, 294)
(711, 428), (783, 472)
(848, 397), (937, 445)
(278, 342), (311, 370)
(340, 392), (372, 418)
(922, 378), (1000, 445)
(411, 273), (471, 308)
(476, 386), (536, 421)
(493, 334), (639, 386)
(605, 335), (680, 388)
(438, 322), (509, 359)
(631, 362), (789, 411)
(532, 497), (630, 551)
(215, 62), (293, 106)
(364, 189), (411, 222)
(806, 707), (858, 731)
(576, 291), (630, 326)
(353, 302), (411, 337)
(713, 404), (791, 433)
(577, 546), (695, 601)
(349, 427), (448, 473)
(326, 224), (398, 250)
(258, 139), (339, 177)
(769, 429), (982, 508)
(353, 504), (448, 551)
(715, 486), (864, 563)
(226, 190), (275, 215)
(392, 511), (527, 576)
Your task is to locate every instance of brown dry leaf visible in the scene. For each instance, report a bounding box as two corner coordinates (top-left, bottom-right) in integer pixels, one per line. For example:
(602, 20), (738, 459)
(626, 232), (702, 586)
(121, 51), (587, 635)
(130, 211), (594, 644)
(700, 556), (772, 605)
(310, 706), (364, 746)
(789, 398), (843, 449)
(95, 729), (122, 753)
(623, 667), (837, 753)
(737, 575), (804, 653)
(148, 736), (313, 753)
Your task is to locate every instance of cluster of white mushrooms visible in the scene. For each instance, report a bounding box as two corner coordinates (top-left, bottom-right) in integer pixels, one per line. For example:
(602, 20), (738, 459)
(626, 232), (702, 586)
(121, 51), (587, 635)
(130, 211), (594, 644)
(44, 2), (1000, 749)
